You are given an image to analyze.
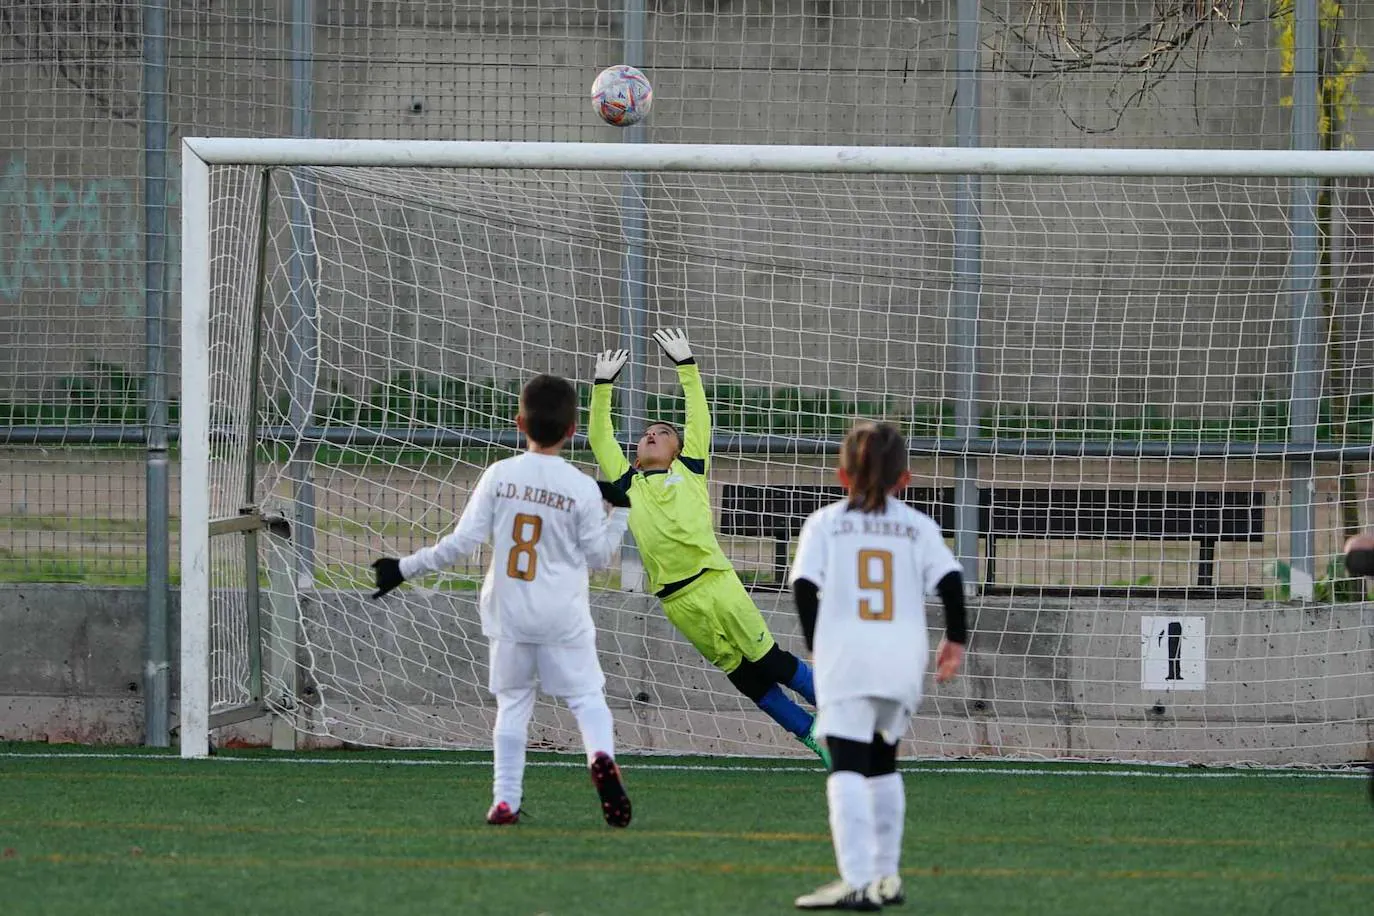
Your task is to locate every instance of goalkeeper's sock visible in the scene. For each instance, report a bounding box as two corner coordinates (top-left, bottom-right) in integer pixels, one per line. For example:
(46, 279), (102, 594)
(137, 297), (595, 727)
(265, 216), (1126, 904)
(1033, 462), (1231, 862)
(756, 685), (813, 739)
(787, 657), (817, 705)
(827, 770), (879, 889)
(868, 772), (905, 878)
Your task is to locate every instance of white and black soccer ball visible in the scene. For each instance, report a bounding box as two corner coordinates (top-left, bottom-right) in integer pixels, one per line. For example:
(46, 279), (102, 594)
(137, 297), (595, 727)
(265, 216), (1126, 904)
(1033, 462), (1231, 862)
(591, 65), (653, 127)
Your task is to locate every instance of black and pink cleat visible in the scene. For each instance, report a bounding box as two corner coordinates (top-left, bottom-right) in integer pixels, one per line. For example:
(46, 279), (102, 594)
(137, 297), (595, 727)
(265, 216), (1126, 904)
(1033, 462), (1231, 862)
(589, 752), (632, 828)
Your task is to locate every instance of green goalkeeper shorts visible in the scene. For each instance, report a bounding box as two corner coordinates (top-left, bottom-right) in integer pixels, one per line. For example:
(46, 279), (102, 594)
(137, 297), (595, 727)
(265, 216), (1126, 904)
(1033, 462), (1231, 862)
(659, 569), (775, 674)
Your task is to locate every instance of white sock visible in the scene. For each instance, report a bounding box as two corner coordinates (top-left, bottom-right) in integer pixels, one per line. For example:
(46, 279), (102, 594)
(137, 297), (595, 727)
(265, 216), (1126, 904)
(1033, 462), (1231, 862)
(827, 771), (878, 888)
(492, 688), (536, 809)
(566, 690), (616, 763)
(869, 772), (905, 878)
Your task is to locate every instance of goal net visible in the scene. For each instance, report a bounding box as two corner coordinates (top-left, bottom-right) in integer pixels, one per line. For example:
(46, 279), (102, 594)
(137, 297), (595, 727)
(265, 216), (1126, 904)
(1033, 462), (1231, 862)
(180, 141), (1374, 766)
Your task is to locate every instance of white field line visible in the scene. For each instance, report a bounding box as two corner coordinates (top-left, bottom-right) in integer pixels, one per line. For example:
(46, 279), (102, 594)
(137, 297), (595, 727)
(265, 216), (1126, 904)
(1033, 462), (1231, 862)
(0, 751), (1367, 780)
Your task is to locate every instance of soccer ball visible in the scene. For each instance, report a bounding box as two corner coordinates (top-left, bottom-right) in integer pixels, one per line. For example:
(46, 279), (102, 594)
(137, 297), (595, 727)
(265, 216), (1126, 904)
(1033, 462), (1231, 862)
(591, 65), (653, 127)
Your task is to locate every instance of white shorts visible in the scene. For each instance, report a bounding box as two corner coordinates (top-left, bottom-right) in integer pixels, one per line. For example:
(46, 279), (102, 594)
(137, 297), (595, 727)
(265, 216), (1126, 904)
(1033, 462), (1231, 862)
(488, 634), (605, 698)
(815, 697), (911, 745)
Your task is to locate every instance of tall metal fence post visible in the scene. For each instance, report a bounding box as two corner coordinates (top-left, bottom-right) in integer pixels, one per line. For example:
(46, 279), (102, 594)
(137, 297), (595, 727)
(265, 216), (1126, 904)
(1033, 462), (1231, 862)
(142, 0), (171, 747)
(952, 0), (982, 592)
(289, 0), (319, 588)
(618, 0), (648, 591)
(1289, 0), (1321, 602)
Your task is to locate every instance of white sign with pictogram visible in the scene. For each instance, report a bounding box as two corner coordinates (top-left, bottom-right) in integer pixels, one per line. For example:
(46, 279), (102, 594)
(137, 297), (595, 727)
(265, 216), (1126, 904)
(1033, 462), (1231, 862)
(1140, 616), (1206, 691)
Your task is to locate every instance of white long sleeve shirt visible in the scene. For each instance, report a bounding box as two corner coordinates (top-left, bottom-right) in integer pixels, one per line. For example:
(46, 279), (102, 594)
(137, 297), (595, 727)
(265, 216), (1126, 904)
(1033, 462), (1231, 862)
(400, 452), (628, 645)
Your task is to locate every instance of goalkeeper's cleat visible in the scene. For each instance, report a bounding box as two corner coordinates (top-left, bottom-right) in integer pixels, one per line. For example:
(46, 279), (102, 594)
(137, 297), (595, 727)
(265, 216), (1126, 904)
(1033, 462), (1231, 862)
(589, 752), (632, 828)
(794, 880), (882, 911)
(802, 723), (832, 769)
(876, 874), (905, 906)
(485, 802), (520, 825)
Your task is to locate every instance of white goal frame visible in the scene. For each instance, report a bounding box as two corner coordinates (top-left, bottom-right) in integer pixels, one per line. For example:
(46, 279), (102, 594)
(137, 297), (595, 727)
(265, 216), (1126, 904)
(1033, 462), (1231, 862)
(178, 138), (1370, 759)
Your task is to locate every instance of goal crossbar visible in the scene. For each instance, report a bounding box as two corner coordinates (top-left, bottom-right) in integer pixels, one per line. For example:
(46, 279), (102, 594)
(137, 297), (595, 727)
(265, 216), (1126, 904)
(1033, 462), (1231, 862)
(182, 138), (1374, 178)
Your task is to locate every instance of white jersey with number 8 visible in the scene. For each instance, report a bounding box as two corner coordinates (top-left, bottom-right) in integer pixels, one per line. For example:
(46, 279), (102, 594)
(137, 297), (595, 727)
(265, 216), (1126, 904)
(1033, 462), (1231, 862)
(399, 452), (628, 645)
(790, 496), (961, 709)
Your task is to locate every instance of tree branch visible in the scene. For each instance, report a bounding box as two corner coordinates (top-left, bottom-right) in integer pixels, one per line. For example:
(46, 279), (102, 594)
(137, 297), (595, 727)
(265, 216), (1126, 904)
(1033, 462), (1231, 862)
(0, 0), (159, 121)
(984, 1), (1276, 133)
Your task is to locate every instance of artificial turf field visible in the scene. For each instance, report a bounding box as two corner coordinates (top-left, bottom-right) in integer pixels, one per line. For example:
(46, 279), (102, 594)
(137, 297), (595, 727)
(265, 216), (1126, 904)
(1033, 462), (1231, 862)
(0, 744), (1369, 915)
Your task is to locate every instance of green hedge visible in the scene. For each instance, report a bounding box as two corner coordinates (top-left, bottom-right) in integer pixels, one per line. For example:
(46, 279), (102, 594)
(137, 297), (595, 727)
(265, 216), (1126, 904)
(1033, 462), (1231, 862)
(6, 364), (1374, 445)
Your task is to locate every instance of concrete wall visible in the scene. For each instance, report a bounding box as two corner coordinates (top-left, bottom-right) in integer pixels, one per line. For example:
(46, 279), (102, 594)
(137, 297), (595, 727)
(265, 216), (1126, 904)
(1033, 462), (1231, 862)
(252, 167), (1353, 411)
(4, 584), (1369, 766)
(6, 0), (1374, 405)
(0, 586), (156, 744)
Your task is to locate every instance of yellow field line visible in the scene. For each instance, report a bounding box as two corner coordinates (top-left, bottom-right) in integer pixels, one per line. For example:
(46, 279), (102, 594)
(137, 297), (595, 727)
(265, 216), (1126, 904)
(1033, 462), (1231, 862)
(4, 850), (1371, 884)
(0, 774), (486, 791)
(2, 818), (1370, 852)
(0, 818), (825, 844)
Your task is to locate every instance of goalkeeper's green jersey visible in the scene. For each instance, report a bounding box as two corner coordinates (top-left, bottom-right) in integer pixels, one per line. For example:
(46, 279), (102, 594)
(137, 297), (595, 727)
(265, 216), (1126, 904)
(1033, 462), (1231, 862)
(590, 363), (733, 594)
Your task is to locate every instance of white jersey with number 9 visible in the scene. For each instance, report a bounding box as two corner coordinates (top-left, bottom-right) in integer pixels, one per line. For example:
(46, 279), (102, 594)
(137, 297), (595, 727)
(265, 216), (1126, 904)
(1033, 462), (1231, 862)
(790, 496), (961, 710)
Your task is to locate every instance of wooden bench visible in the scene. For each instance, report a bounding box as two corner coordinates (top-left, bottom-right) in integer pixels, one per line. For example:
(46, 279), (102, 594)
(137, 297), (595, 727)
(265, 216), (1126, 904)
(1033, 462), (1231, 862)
(718, 484), (1265, 591)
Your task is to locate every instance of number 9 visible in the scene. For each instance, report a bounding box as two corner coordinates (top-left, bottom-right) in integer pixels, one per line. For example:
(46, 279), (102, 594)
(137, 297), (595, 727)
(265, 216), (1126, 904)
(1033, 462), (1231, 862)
(857, 548), (894, 621)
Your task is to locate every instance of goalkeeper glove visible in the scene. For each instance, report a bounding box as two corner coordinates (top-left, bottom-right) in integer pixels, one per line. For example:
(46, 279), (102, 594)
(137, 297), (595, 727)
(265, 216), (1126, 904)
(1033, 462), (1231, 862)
(594, 349), (630, 384)
(371, 557), (405, 599)
(652, 328), (694, 365)
(597, 480), (631, 508)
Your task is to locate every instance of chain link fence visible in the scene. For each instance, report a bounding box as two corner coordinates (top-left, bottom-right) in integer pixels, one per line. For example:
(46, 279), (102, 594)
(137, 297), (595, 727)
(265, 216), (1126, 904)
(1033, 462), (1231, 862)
(3, 1), (1373, 586)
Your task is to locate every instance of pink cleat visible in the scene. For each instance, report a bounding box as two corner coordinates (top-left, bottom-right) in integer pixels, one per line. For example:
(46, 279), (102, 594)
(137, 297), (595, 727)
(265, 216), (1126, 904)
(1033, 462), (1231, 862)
(485, 801), (520, 825)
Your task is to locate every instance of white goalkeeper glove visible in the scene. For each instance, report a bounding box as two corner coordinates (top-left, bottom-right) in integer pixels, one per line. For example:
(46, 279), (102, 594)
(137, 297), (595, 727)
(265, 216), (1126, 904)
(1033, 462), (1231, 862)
(652, 328), (694, 365)
(594, 349), (630, 384)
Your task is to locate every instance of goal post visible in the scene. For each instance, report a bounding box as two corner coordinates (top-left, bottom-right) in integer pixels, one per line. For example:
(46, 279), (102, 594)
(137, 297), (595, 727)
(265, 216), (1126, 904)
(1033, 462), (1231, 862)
(179, 138), (1374, 764)
(180, 146), (210, 758)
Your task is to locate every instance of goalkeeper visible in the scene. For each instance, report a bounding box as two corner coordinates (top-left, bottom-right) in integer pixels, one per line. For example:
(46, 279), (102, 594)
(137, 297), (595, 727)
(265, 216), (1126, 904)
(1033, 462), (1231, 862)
(591, 328), (827, 764)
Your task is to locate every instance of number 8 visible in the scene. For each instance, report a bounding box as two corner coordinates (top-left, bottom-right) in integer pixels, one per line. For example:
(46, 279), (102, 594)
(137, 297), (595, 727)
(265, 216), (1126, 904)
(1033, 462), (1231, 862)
(507, 513), (542, 581)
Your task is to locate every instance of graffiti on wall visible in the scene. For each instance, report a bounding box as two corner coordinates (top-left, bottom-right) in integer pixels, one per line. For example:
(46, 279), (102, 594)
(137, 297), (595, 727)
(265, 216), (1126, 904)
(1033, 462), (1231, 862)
(0, 156), (179, 318)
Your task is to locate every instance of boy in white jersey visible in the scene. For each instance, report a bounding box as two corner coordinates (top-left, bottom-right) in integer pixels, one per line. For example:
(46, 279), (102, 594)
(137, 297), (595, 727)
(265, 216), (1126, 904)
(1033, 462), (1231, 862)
(371, 374), (634, 828)
(789, 421), (969, 910)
